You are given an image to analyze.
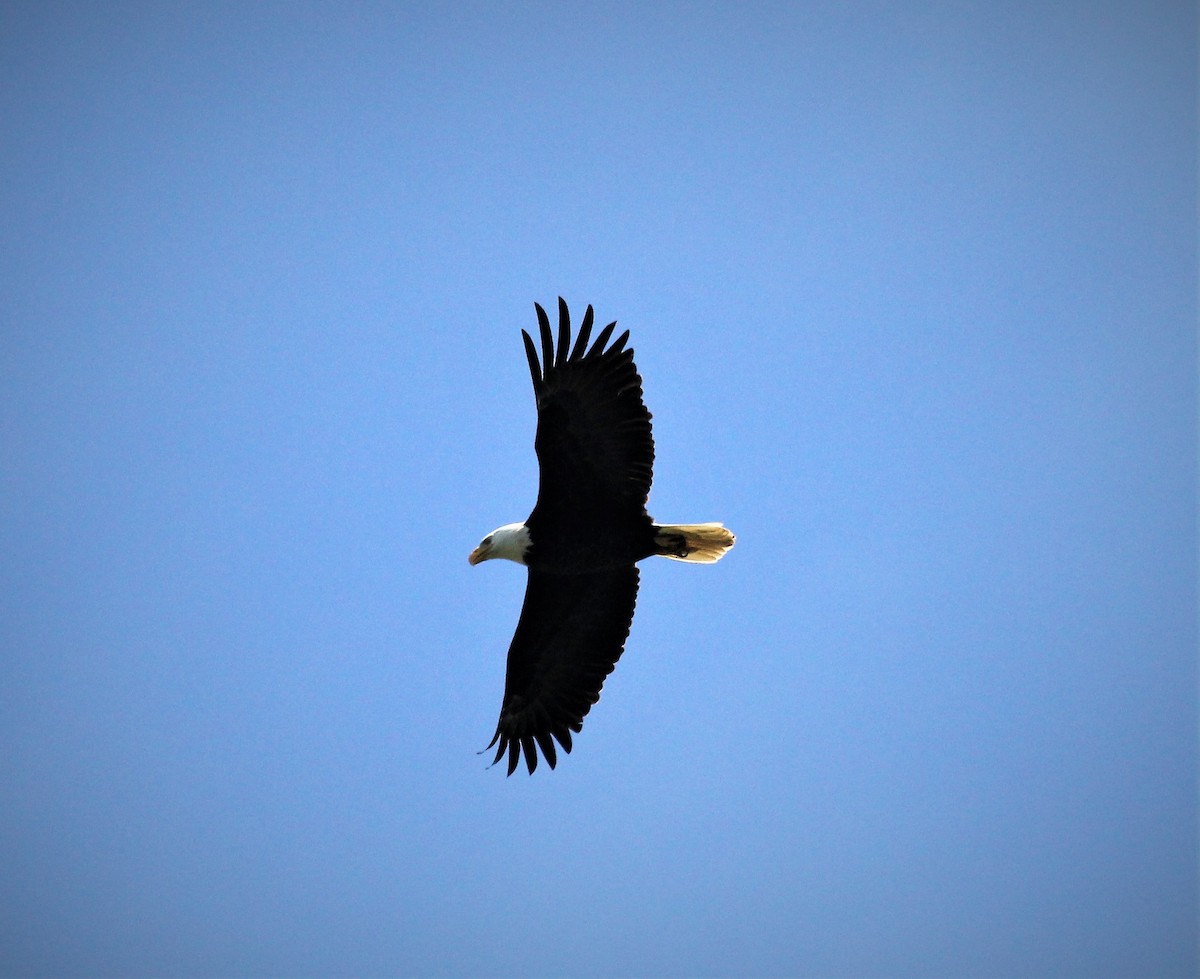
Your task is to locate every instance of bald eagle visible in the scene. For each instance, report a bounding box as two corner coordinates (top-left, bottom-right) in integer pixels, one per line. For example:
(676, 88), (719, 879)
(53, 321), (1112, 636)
(470, 298), (735, 775)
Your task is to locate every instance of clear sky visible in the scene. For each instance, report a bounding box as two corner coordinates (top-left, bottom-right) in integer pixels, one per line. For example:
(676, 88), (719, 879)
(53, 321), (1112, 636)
(2, 3), (1195, 977)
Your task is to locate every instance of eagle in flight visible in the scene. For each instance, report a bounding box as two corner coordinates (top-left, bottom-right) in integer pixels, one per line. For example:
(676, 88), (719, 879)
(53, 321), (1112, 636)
(470, 299), (735, 774)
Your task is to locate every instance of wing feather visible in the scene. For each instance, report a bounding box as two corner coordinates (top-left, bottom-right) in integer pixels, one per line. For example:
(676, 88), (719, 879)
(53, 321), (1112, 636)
(522, 299), (655, 514)
(521, 330), (542, 392)
(555, 297), (571, 368)
(570, 305), (594, 360)
(486, 566), (640, 776)
(535, 302), (554, 376)
(588, 321), (617, 358)
(534, 730), (558, 770)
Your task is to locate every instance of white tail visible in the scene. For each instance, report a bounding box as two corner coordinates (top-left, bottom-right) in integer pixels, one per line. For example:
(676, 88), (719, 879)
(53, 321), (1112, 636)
(653, 522), (736, 563)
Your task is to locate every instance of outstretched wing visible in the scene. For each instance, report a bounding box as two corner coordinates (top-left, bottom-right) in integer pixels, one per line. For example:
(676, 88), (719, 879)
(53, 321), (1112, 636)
(522, 298), (654, 520)
(486, 566), (639, 775)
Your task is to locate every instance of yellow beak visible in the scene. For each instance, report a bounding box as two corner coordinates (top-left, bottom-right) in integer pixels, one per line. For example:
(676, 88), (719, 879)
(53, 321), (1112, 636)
(468, 545), (487, 566)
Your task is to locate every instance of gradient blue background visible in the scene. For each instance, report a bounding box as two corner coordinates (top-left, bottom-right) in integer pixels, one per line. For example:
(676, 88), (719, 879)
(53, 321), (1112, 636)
(2, 3), (1195, 977)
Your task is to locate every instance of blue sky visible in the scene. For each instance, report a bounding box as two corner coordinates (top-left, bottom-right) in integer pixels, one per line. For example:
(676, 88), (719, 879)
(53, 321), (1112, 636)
(1, 2), (1195, 976)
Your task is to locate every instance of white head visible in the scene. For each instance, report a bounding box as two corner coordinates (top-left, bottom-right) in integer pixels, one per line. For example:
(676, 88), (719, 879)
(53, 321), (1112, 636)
(469, 522), (531, 566)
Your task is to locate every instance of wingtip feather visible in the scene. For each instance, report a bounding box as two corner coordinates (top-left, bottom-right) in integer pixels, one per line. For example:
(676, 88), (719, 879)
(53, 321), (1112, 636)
(589, 321), (617, 357)
(570, 306), (594, 360)
(521, 330), (542, 391)
(555, 297), (571, 368)
(534, 730), (558, 770)
(536, 302), (554, 374)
